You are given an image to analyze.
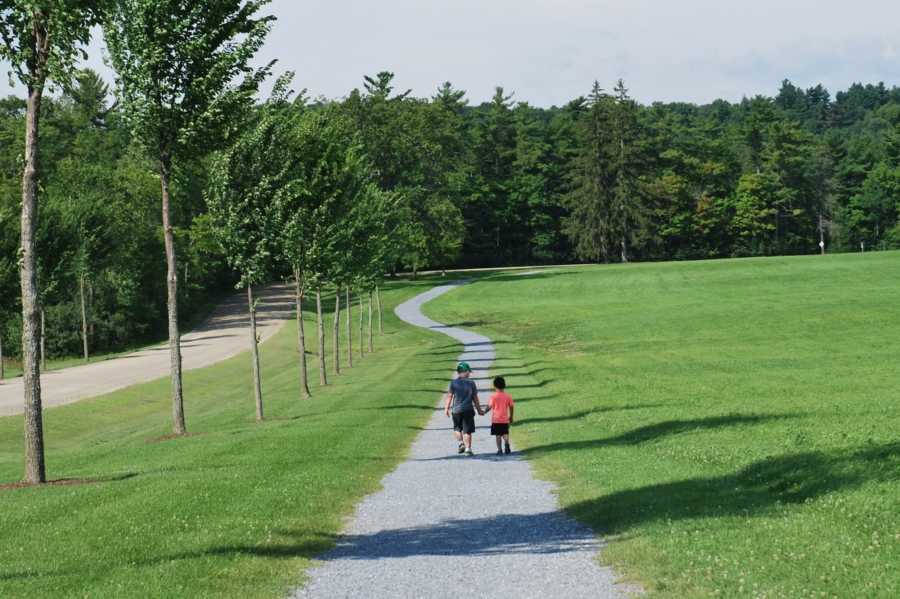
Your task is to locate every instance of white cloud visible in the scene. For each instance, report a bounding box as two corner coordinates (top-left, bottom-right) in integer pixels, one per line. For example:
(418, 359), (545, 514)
(2, 0), (899, 105)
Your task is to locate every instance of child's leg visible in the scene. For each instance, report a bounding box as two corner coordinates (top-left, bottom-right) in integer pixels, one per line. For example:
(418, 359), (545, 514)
(495, 434), (502, 450)
(503, 433), (510, 447)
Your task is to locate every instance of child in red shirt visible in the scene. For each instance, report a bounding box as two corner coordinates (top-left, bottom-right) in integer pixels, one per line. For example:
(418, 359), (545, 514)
(485, 376), (514, 455)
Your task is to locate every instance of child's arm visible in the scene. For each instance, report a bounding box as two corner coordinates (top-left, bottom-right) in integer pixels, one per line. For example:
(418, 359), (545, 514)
(473, 393), (484, 416)
(508, 403), (514, 424)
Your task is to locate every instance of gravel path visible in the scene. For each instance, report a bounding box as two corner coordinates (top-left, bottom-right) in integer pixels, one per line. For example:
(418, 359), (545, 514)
(291, 282), (629, 599)
(0, 284), (293, 416)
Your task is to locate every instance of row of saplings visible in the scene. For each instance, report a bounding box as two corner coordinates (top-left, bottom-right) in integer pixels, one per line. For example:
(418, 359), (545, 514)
(0, 0), (406, 484)
(205, 75), (400, 424)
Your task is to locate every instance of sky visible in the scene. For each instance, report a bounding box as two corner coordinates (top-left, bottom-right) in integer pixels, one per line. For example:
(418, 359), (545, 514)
(2, 0), (900, 106)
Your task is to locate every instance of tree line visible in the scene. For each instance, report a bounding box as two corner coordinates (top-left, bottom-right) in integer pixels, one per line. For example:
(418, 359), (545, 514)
(5, 73), (899, 359)
(2, 1), (899, 483)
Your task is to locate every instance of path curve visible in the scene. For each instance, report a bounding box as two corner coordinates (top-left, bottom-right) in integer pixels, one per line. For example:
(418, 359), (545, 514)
(291, 282), (628, 599)
(0, 284), (293, 416)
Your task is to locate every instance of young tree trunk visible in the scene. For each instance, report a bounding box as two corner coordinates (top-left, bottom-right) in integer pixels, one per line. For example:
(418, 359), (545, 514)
(315, 287), (327, 386)
(819, 213), (826, 255)
(88, 281), (95, 340)
(0, 331), (4, 380)
(358, 292), (364, 360)
(21, 79), (46, 484)
(247, 285), (263, 421)
(345, 286), (353, 368)
(367, 291), (374, 353)
(40, 308), (46, 372)
(293, 268), (311, 399)
(332, 285), (341, 376)
(160, 159), (186, 435)
(80, 274), (89, 361)
(376, 285), (383, 335)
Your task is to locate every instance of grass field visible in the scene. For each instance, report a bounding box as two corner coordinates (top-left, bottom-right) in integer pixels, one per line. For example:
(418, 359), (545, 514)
(0, 278), (449, 599)
(425, 252), (900, 598)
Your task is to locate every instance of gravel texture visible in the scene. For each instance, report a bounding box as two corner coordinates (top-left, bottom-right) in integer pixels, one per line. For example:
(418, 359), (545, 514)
(0, 284), (293, 416)
(291, 282), (629, 599)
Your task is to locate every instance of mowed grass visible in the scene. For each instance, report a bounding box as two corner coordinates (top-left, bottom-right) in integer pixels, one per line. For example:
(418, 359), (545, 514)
(425, 253), (900, 598)
(0, 278), (449, 598)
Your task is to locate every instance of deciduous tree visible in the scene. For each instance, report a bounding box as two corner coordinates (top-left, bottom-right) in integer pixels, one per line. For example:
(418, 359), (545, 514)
(0, 0), (103, 484)
(104, 0), (273, 433)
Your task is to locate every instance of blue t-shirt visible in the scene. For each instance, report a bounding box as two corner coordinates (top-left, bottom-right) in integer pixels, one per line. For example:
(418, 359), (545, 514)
(448, 377), (478, 414)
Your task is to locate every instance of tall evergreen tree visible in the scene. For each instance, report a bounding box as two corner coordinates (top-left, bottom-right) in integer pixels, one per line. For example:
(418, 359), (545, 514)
(468, 87), (516, 264)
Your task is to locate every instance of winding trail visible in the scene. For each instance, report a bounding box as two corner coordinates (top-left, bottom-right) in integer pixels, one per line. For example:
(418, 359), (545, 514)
(291, 282), (627, 599)
(0, 284), (293, 416)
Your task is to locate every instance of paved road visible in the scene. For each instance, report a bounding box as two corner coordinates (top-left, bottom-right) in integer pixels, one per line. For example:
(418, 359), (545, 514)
(0, 284), (293, 416)
(291, 282), (628, 599)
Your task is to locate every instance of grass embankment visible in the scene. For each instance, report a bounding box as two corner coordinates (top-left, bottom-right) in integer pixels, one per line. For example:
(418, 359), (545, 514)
(425, 252), (900, 598)
(0, 278), (450, 598)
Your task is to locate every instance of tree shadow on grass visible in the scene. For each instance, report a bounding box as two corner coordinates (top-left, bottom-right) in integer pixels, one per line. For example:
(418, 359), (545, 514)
(438, 320), (492, 328)
(568, 441), (900, 535)
(0, 471), (139, 491)
(419, 341), (510, 357)
(0, 569), (74, 581)
(515, 403), (665, 426)
(422, 360), (556, 380)
(524, 414), (794, 454)
(510, 379), (557, 389)
(371, 404), (438, 411)
(510, 394), (561, 404)
(421, 361), (547, 375)
(476, 270), (584, 285)
(127, 531), (339, 570)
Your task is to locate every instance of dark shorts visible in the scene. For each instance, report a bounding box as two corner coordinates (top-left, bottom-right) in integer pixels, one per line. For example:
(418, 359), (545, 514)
(452, 410), (476, 434)
(490, 423), (510, 436)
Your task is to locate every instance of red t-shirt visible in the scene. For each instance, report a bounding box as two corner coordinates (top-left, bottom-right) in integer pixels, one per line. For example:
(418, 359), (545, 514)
(489, 391), (514, 424)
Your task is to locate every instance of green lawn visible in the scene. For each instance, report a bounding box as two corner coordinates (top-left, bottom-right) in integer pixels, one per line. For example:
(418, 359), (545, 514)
(425, 252), (900, 598)
(0, 278), (451, 599)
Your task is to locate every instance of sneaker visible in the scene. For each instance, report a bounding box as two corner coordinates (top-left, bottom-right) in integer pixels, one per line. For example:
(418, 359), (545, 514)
(504, 444), (511, 454)
(457, 443), (466, 454)
(465, 449), (474, 456)
(496, 449), (503, 455)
